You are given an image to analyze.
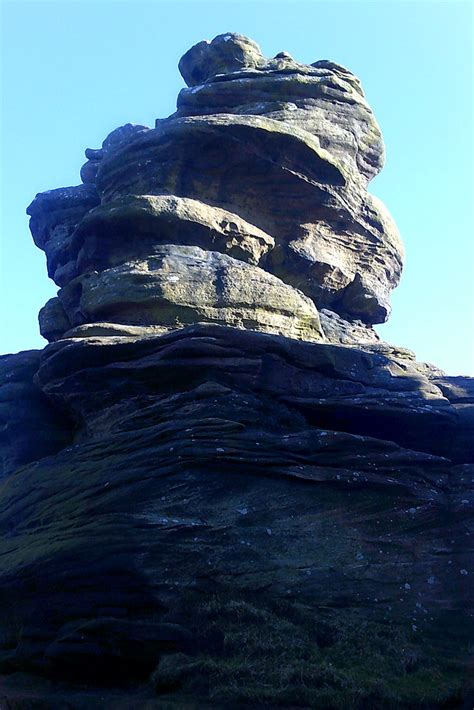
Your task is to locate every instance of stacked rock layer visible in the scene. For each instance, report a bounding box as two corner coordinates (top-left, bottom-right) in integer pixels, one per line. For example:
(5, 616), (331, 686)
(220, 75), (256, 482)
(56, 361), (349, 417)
(28, 32), (403, 345)
(0, 34), (472, 708)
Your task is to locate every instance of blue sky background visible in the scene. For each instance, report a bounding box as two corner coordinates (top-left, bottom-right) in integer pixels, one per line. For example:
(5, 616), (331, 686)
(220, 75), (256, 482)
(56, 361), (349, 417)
(1, 0), (473, 374)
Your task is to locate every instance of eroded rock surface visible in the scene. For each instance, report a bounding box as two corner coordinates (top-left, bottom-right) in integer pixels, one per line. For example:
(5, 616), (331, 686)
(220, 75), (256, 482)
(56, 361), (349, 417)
(0, 351), (72, 478)
(0, 325), (473, 707)
(177, 33), (383, 182)
(41, 247), (323, 343)
(0, 32), (472, 709)
(27, 32), (403, 341)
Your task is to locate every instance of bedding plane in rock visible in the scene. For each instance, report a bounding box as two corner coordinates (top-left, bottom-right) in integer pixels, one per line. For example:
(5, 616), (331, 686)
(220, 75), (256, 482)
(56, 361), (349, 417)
(0, 33), (472, 709)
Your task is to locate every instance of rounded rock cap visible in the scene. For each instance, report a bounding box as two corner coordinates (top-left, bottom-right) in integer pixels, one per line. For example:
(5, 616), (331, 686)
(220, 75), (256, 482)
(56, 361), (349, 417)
(178, 32), (264, 87)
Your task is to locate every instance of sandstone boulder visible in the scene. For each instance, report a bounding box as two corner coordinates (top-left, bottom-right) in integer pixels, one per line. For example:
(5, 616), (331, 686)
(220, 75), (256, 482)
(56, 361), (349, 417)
(28, 35), (404, 332)
(178, 32), (265, 86)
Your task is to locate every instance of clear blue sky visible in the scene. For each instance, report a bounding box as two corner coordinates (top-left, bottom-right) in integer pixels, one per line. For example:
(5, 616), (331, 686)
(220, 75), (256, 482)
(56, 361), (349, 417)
(1, 1), (473, 374)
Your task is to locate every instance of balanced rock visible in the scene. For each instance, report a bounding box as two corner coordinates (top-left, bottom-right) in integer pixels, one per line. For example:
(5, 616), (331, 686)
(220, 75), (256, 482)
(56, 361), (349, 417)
(27, 34), (404, 340)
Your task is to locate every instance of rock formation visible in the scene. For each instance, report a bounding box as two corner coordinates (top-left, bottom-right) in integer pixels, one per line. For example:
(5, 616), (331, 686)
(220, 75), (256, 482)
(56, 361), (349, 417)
(0, 33), (472, 708)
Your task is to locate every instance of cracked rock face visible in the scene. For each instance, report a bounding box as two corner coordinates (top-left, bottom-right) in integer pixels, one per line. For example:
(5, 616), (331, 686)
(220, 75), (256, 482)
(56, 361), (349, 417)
(28, 32), (403, 342)
(1, 32), (472, 709)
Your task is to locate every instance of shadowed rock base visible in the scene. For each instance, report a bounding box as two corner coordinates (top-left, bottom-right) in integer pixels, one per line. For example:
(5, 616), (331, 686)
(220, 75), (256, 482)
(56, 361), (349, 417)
(0, 325), (472, 708)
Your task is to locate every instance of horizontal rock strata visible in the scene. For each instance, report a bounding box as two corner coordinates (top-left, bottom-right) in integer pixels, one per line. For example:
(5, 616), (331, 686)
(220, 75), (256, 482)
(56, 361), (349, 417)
(0, 325), (472, 707)
(39, 246), (323, 343)
(27, 33), (404, 342)
(1, 32), (472, 709)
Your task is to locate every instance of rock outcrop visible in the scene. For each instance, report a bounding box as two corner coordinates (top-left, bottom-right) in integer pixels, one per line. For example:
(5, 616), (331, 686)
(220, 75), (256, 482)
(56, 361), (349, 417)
(27, 33), (404, 342)
(0, 33), (472, 709)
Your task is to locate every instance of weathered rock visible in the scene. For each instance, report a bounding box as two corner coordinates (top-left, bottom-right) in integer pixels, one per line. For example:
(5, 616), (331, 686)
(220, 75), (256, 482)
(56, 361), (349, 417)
(430, 377), (474, 463)
(102, 123), (149, 153)
(79, 123), (149, 189)
(34, 324), (459, 460)
(0, 325), (472, 707)
(38, 296), (72, 342)
(72, 193), (274, 275)
(43, 247), (324, 343)
(3, 31), (472, 710)
(266, 191), (403, 323)
(98, 112), (347, 202)
(319, 308), (380, 344)
(27, 184), (100, 286)
(96, 114), (402, 323)
(63, 321), (171, 339)
(29, 35), (404, 331)
(0, 350), (72, 478)
(178, 32), (265, 86)
(176, 33), (383, 183)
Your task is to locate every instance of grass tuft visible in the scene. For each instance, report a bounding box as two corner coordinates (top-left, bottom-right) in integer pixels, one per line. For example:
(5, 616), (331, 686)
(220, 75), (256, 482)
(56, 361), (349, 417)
(151, 591), (470, 707)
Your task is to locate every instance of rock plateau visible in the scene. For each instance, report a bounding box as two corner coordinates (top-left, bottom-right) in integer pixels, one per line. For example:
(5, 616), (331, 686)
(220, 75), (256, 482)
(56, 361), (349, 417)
(0, 33), (472, 709)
